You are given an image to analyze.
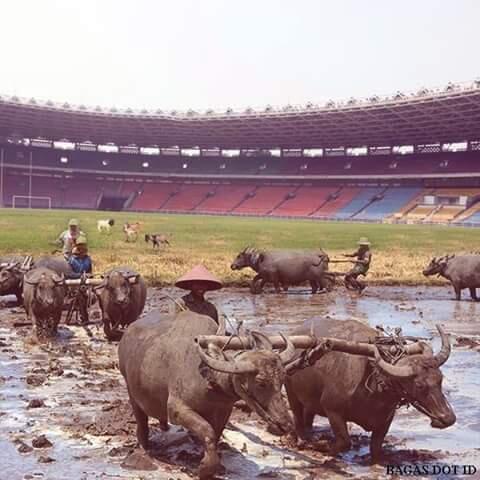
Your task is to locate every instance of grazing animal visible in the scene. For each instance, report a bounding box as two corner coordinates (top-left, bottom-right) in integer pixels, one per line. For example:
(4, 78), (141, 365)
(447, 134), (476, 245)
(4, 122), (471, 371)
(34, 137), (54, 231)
(95, 267), (146, 340)
(423, 254), (480, 300)
(23, 267), (66, 339)
(119, 312), (296, 479)
(285, 318), (456, 462)
(97, 218), (115, 234)
(123, 222), (142, 242)
(231, 247), (333, 294)
(144, 233), (170, 248)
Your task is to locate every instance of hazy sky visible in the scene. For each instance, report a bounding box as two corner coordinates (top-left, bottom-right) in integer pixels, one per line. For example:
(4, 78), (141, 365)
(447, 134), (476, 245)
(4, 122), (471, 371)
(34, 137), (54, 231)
(0, 0), (478, 111)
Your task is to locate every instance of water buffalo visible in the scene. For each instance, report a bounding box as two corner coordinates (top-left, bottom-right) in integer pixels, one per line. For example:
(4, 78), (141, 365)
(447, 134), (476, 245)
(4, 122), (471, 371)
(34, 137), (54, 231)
(118, 312), (296, 479)
(285, 318), (455, 462)
(423, 254), (480, 300)
(23, 267), (66, 339)
(0, 257), (27, 304)
(231, 247), (333, 294)
(95, 267), (146, 340)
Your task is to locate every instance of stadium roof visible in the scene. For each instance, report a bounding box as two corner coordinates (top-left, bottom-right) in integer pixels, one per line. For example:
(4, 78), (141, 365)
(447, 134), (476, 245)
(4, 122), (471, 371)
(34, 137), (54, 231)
(1, 81), (480, 149)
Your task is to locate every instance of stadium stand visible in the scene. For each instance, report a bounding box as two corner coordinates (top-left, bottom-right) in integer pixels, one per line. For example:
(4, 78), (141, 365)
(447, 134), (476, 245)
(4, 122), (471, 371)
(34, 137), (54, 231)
(335, 187), (386, 219)
(272, 186), (337, 216)
(232, 186), (294, 215)
(310, 188), (360, 218)
(161, 183), (214, 211)
(196, 184), (256, 213)
(355, 188), (421, 220)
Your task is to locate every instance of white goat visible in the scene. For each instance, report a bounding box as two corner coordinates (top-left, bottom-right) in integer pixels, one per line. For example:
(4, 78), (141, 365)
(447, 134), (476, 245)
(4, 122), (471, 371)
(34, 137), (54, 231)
(97, 219), (115, 234)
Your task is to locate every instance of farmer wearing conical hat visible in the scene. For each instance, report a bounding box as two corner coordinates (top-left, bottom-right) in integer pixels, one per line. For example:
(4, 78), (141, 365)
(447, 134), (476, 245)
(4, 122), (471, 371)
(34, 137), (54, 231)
(343, 237), (372, 293)
(171, 265), (222, 322)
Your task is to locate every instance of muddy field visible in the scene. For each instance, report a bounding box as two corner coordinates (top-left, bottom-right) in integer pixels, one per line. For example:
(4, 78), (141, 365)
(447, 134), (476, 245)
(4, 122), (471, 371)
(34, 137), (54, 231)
(1, 286), (479, 480)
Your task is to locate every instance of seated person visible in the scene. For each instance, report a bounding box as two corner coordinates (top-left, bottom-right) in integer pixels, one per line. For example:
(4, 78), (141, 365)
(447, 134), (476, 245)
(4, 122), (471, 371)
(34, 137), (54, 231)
(65, 235), (92, 325)
(65, 235), (92, 279)
(170, 265), (222, 323)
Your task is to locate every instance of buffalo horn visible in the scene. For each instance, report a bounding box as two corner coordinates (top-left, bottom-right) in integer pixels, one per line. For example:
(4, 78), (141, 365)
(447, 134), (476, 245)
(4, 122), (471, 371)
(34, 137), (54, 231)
(374, 346), (415, 378)
(278, 333), (296, 365)
(251, 331), (273, 351)
(433, 325), (451, 367)
(197, 344), (257, 374)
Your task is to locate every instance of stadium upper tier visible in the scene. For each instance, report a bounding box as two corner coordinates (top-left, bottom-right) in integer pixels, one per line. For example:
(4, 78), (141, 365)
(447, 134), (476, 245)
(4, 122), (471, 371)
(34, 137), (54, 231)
(1, 81), (480, 148)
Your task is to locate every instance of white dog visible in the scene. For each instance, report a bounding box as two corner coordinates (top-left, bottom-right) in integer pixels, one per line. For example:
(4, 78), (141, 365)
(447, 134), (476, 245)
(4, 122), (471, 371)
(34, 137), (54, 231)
(97, 219), (115, 234)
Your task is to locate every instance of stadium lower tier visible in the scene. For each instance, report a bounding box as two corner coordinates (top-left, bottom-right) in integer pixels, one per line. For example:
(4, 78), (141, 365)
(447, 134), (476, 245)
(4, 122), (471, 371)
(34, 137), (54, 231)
(3, 172), (480, 224)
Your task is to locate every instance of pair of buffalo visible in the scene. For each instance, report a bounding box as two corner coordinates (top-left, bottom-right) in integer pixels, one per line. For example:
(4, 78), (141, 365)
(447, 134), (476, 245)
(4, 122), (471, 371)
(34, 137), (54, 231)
(0, 256), (146, 340)
(119, 313), (455, 479)
(231, 247), (335, 293)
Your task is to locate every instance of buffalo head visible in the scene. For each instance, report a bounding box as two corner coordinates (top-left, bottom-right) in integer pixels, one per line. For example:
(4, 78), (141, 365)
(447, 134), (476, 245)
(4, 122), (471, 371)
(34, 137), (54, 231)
(423, 255), (454, 277)
(0, 263), (22, 294)
(374, 325), (456, 429)
(25, 271), (65, 309)
(99, 271), (140, 307)
(198, 332), (296, 435)
(231, 247), (263, 271)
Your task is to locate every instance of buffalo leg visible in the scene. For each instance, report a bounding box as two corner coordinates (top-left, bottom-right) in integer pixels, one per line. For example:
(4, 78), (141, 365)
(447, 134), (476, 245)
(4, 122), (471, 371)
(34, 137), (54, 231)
(285, 384), (309, 439)
(168, 398), (220, 479)
(324, 409), (351, 454)
(454, 285), (461, 301)
(370, 414), (394, 463)
(309, 280), (318, 294)
(470, 288), (478, 301)
(129, 394), (150, 450)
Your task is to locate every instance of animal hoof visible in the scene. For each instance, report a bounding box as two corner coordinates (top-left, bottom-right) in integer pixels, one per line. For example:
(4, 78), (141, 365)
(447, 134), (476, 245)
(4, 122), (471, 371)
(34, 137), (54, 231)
(196, 461), (219, 479)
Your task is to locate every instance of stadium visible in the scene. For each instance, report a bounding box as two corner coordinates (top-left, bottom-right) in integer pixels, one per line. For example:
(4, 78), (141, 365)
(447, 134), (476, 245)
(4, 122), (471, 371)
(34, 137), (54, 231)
(1, 2), (479, 479)
(2, 80), (480, 224)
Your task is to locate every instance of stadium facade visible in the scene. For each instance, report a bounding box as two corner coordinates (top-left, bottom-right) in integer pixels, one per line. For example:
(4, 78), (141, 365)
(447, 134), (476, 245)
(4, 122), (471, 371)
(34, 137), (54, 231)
(1, 81), (480, 224)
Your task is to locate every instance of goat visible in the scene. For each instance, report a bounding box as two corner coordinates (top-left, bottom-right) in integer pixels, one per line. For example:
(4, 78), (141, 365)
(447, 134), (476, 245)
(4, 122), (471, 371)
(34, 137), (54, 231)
(144, 233), (171, 248)
(123, 222), (141, 243)
(97, 219), (115, 234)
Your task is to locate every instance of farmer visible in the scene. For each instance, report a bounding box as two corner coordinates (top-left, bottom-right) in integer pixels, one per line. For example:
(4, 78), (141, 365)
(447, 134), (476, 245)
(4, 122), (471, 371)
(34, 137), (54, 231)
(65, 235), (93, 278)
(64, 235), (93, 325)
(170, 264), (222, 323)
(56, 218), (86, 255)
(343, 237), (372, 293)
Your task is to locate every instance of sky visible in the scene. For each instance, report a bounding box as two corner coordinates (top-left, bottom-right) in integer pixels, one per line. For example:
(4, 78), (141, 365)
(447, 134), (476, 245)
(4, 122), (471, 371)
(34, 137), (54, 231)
(0, 0), (478, 111)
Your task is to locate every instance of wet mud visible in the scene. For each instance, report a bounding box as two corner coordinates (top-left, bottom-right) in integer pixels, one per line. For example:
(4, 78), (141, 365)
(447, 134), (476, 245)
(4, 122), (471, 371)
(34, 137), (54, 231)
(0, 285), (479, 479)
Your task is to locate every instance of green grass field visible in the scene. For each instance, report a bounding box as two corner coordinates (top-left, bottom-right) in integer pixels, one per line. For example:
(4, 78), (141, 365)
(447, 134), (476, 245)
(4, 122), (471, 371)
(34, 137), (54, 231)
(0, 208), (477, 286)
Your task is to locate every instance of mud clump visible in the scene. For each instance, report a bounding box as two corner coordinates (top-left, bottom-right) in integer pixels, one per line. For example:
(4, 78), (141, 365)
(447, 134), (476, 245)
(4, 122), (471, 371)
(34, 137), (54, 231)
(32, 435), (53, 449)
(27, 398), (45, 409)
(26, 374), (46, 387)
(16, 440), (34, 453)
(86, 400), (136, 437)
(38, 455), (56, 463)
(108, 446), (133, 457)
(455, 336), (480, 350)
(121, 451), (158, 471)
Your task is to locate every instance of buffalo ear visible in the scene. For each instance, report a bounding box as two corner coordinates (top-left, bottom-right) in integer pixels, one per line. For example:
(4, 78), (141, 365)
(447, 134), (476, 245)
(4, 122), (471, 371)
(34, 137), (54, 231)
(258, 253), (265, 263)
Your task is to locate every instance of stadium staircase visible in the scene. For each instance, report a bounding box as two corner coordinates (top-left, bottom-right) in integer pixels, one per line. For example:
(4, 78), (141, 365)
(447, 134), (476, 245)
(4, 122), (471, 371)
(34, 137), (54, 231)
(454, 202), (480, 223)
(229, 185), (260, 213)
(307, 187), (343, 217)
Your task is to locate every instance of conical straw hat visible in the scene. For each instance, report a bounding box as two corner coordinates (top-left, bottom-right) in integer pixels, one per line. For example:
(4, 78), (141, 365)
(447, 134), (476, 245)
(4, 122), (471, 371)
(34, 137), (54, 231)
(175, 264), (222, 291)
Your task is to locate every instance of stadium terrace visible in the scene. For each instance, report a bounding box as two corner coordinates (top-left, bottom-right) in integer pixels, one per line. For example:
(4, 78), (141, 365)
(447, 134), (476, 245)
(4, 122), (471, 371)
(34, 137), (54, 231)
(1, 80), (480, 225)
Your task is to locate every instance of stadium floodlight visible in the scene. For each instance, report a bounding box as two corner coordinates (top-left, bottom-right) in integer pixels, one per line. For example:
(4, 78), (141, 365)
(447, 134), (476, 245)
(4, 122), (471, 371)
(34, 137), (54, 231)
(142, 161), (149, 168)
(63, 102), (70, 109)
(102, 160), (109, 166)
(226, 107), (234, 114)
(205, 109), (215, 115)
(264, 105), (273, 112)
(182, 163), (188, 169)
(60, 156), (68, 164)
(29, 98), (37, 104)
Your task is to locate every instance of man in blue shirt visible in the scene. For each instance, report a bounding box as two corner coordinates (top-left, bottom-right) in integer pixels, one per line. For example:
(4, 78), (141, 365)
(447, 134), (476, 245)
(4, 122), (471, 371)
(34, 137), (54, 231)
(66, 235), (92, 278)
(65, 235), (92, 324)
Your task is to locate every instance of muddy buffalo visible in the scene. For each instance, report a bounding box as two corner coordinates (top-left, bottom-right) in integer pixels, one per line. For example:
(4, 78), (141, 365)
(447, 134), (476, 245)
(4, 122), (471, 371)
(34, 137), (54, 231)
(119, 312), (296, 479)
(95, 267), (146, 340)
(0, 257), (27, 304)
(231, 247), (333, 294)
(23, 267), (66, 339)
(423, 254), (480, 301)
(0, 256), (69, 305)
(285, 318), (455, 461)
